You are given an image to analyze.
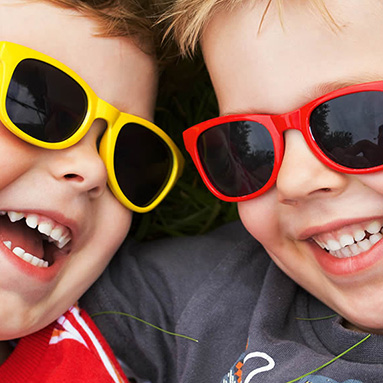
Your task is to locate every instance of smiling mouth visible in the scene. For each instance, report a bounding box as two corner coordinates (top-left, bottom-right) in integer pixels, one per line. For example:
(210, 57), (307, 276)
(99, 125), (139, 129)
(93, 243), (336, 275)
(0, 211), (72, 268)
(312, 220), (383, 259)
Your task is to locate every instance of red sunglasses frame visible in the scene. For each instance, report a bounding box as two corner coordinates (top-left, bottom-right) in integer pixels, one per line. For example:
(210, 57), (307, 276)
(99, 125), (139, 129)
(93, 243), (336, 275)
(183, 81), (383, 202)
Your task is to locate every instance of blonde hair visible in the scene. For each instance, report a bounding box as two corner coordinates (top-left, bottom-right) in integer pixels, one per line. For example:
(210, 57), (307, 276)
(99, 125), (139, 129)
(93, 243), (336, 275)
(42, 0), (155, 52)
(162, 0), (337, 57)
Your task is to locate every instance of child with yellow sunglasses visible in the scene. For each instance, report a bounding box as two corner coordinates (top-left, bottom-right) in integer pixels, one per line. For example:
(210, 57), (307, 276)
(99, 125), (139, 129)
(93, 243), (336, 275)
(0, 0), (183, 381)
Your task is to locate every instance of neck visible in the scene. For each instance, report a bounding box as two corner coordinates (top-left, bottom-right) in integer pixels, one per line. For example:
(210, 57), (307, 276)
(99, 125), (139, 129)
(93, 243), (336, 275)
(0, 341), (12, 365)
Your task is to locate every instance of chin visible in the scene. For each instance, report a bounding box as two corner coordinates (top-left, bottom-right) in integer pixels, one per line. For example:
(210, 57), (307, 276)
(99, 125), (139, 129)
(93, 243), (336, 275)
(343, 313), (383, 334)
(331, 298), (383, 334)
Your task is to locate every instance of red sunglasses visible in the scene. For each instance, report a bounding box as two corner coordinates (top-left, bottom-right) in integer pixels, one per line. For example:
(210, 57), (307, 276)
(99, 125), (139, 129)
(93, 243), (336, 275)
(183, 81), (383, 202)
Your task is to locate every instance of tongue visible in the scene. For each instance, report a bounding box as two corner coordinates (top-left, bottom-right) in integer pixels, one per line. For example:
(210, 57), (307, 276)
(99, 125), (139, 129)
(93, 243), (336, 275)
(0, 217), (44, 259)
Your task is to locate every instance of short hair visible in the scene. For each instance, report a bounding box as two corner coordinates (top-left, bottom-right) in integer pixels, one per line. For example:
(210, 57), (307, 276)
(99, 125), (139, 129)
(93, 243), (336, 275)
(42, 0), (155, 52)
(162, 0), (337, 57)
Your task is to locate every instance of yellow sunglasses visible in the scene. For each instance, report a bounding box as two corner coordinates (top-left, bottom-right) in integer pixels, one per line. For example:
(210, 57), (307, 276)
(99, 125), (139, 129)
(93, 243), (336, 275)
(0, 41), (184, 212)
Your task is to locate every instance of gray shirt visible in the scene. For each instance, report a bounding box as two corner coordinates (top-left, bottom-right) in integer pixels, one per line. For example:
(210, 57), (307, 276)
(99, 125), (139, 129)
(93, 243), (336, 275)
(81, 221), (383, 383)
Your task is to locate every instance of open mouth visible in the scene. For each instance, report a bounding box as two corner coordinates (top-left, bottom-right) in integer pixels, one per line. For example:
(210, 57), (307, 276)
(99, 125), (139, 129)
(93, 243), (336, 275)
(0, 211), (72, 268)
(312, 220), (383, 259)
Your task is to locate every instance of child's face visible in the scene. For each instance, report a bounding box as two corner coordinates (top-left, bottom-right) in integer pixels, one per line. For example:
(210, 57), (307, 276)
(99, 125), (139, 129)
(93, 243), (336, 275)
(0, 1), (156, 339)
(202, 0), (383, 333)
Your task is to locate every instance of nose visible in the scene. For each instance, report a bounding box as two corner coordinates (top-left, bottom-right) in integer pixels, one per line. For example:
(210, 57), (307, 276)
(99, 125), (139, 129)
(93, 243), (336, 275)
(276, 130), (349, 205)
(45, 120), (108, 200)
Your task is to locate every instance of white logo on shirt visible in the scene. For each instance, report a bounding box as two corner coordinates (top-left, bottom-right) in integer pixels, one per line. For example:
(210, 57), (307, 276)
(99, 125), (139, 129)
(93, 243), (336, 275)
(243, 351), (275, 383)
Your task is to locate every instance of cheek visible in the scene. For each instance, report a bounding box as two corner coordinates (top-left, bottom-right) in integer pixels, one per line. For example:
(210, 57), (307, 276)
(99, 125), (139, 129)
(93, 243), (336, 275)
(95, 193), (133, 254)
(237, 191), (281, 248)
(357, 172), (383, 194)
(238, 193), (311, 286)
(0, 125), (37, 188)
(66, 196), (132, 300)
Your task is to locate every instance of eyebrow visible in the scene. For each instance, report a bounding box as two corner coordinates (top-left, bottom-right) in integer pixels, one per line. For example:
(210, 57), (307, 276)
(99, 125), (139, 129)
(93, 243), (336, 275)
(306, 74), (383, 100)
(221, 108), (262, 117)
(221, 74), (383, 117)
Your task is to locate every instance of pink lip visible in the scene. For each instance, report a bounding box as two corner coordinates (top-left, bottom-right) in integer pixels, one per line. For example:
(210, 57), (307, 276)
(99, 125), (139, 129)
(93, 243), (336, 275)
(0, 208), (77, 281)
(298, 215), (383, 276)
(309, 239), (383, 275)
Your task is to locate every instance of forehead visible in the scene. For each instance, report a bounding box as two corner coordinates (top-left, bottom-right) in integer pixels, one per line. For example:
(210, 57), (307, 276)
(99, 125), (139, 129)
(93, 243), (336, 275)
(0, 0), (157, 118)
(201, 0), (383, 115)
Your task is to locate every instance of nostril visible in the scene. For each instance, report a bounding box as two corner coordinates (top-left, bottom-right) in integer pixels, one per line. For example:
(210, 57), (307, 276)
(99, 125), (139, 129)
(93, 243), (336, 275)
(63, 172), (104, 199)
(64, 173), (104, 199)
(64, 173), (84, 181)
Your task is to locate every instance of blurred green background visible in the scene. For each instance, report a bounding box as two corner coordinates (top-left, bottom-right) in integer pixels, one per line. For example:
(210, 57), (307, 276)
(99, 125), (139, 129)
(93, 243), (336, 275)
(131, 55), (239, 241)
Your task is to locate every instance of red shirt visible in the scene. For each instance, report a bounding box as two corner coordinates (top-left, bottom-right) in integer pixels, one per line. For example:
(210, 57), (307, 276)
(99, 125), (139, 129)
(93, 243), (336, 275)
(0, 305), (129, 382)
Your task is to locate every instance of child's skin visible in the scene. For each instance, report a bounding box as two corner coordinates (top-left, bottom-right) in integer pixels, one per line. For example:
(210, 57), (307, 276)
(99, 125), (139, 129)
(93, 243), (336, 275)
(201, 0), (383, 334)
(0, 0), (156, 360)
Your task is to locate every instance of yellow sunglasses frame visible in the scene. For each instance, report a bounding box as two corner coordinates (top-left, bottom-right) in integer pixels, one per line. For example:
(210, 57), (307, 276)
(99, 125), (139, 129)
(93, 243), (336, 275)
(0, 41), (184, 213)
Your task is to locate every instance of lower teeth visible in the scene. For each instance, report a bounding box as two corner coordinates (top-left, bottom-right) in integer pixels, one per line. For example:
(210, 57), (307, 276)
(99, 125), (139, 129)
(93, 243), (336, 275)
(3, 241), (48, 268)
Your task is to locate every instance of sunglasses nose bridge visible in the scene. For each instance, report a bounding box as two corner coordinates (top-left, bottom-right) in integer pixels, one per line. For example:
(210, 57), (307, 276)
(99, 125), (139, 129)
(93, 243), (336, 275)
(277, 110), (302, 133)
(273, 110), (305, 154)
(94, 98), (120, 129)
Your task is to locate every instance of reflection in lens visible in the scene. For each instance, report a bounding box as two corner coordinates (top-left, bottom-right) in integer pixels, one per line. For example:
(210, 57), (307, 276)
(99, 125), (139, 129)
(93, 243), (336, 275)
(6, 59), (87, 142)
(197, 121), (274, 197)
(310, 91), (383, 169)
(115, 123), (172, 207)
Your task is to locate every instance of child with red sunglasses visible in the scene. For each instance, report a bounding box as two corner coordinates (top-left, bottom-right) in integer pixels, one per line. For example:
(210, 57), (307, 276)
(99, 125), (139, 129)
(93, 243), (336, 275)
(82, 0), (383, 382)
(0, 0), (183, 382)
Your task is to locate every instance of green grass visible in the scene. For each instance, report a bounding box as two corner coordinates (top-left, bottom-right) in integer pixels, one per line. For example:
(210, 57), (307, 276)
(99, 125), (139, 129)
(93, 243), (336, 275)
(131, 55), (239, 241)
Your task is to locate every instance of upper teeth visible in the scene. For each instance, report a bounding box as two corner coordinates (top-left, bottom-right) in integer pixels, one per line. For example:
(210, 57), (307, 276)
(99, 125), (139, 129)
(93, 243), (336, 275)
(1, 210), (71, 249)
(313, 220), (383, 258)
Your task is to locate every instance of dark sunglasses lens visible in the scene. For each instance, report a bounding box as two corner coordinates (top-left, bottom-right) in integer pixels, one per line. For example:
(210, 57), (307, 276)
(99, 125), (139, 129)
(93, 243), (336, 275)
(6, 59), (87, 143)
(310, 91), (383, 169)
(114, 123), (173, 207)
(197, 121), (275, 197)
